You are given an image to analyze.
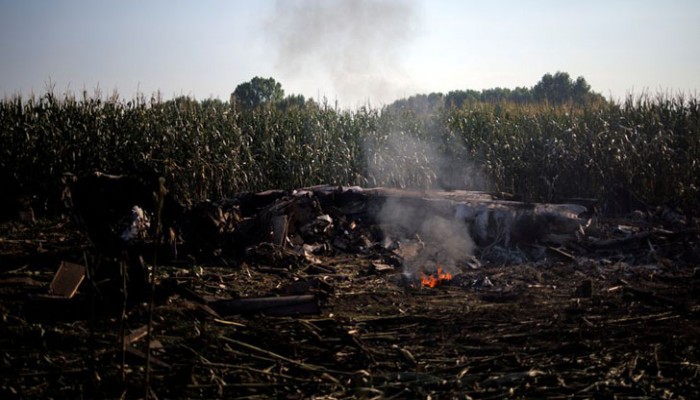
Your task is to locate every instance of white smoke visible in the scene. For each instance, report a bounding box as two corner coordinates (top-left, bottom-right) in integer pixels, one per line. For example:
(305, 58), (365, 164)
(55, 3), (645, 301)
(267, 0), (419, 107)
(365, 131), (438, 189)
(364, 128), (492, 192)
(364, 128), (486, 276)
(377, 195), (474, 276)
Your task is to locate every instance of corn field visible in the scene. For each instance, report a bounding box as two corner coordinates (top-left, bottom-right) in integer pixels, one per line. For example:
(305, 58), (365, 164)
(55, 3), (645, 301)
(1, 90), (698, 214)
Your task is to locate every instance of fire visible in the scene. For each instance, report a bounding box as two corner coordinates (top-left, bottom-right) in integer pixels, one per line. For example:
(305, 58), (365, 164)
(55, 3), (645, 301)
(420, 267), (453, 288)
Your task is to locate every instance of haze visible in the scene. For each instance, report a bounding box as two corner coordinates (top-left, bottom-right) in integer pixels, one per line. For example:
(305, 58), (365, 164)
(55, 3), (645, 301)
(1, 0), (698, 108)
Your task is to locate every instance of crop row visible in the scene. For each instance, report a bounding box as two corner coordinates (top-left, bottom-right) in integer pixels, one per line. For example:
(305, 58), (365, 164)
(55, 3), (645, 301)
(1, 91), (698, 215)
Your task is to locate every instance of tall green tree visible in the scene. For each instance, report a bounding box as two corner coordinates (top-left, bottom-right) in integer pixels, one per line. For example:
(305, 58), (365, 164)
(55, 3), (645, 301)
(231, 76), (285, 109)
(532, 72), (597, 105)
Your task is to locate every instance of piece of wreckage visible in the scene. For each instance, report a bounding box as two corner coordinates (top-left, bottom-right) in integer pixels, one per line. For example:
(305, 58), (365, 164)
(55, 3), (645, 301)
(174, 184), (588, 283)
(59, 171), (183, 309)
(52, 175), (587, 317)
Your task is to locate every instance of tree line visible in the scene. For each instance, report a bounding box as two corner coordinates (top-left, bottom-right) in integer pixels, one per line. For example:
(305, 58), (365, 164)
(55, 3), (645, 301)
(231, 72), (607, 112)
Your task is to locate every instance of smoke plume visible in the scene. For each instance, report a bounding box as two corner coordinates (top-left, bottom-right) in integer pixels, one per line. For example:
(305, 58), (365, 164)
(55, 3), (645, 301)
(378, 196), (474, 277)
(365, 131), (486, 276)
(365, 129), (492, 192)
(267, 0), (418, 107)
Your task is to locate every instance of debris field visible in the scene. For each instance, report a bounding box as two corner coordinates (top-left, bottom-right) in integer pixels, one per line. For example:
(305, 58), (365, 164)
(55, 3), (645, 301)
(1, 182), (699, 399)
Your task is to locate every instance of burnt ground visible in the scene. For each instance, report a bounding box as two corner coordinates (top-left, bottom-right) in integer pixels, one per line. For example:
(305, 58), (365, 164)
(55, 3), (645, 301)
(1, 213), (699, 399)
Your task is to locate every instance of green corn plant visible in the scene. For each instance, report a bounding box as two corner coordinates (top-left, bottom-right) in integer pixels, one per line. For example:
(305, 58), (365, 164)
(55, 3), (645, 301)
(1, 89), (698, 215)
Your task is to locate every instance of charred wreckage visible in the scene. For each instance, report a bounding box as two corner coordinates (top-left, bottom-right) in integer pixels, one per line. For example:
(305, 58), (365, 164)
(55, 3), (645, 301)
(1, 171), (698, 399)
(59, 172), (591, 305)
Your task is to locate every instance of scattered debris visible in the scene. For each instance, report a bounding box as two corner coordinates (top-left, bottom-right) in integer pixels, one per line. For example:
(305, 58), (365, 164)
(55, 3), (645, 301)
(209, 294), (320, 316)
(0, 183), (698, 399)
(48, 261), (85, 298)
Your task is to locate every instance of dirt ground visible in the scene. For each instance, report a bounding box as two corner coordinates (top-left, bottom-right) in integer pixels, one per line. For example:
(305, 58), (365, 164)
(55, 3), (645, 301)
(1, 207), (699, 399)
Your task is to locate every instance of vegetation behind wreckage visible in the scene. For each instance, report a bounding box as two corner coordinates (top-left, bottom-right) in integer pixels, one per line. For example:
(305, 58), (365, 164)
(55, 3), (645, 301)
(1, 89), (698, 215)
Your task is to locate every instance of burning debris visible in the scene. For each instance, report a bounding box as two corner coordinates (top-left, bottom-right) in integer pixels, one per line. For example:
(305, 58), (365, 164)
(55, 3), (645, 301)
(420, 267), (453, 288)
(46, 176), (592, 313)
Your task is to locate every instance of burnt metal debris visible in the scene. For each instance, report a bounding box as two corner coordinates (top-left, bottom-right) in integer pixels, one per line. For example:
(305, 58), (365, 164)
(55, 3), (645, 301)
(0, 179), (699, 399)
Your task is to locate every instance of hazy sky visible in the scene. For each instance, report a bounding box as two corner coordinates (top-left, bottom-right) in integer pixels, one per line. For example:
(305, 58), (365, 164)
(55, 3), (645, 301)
(1, 0), (698, 108)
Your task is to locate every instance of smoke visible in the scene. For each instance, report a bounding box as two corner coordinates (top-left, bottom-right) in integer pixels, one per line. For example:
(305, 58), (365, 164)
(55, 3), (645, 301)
(365, 129), (492, 192)
(367, 130), (478, 276)
(365, 131), (437, 189)
(267, 0), (419, 107)
(419, 214), (474, 265)
(378, 196), (474, 276)
(365, 130), (488, 276)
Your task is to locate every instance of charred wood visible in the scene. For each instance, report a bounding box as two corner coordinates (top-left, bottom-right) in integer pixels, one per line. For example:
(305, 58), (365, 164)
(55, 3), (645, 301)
(209, 294), (320, 316)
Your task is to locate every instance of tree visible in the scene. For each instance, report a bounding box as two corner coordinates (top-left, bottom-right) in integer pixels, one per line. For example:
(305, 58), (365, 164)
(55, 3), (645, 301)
(277, 94), (307, 111)
(385, 71), (604, 111)
(510, 87), (533, 104)
(532, 72), (598, 105)
(231, 77), (285, 109)
(444, 89), (480, 108)
(385, 92), (445, 114)
(572, 76), (591, 102)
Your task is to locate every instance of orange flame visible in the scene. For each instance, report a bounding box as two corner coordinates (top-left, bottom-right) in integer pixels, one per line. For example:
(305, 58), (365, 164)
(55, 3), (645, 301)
(420, 267), (453, 288)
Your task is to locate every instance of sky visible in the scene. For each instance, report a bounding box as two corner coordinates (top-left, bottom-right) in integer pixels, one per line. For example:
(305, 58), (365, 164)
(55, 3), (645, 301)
(1, 0), (699, 108)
